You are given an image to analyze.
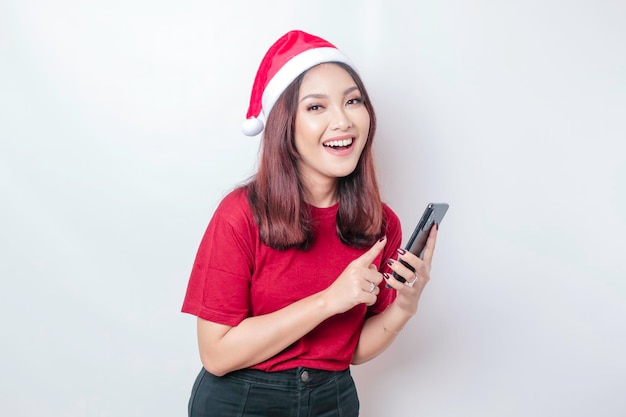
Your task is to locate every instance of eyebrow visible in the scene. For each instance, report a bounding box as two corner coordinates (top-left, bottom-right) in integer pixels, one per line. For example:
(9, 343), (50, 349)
(299, 86), (360, 102)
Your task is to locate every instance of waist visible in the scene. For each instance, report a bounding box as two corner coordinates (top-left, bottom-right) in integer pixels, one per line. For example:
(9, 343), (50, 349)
(223, 367), (350, 388)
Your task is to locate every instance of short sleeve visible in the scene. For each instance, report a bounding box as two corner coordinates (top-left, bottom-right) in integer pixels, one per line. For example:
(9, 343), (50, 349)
(181, 190), (256, 326)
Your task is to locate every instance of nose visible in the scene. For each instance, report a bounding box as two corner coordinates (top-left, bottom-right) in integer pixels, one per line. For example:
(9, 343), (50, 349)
(330, 105), (352, 131)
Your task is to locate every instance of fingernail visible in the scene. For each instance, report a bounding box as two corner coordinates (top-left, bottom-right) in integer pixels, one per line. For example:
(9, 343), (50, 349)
(383, 272), (390, 280)
(378, 235), (387, 242)
(386, 259), (394, 267)
(397, 248), (406, 255)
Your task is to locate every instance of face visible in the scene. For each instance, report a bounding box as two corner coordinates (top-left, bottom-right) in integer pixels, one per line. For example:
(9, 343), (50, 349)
(294, 63), (371, 189)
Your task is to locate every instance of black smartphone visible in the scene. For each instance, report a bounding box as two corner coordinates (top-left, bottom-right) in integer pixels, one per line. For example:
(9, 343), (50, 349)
(392, 203), (449, 284)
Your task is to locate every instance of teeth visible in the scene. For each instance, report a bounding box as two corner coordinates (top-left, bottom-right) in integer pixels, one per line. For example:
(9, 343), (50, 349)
(323, 138), (353, 147)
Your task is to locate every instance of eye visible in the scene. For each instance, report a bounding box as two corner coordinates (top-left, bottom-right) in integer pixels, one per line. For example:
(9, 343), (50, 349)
(307, 104), (323, 112)
(346, 97), (363, 106)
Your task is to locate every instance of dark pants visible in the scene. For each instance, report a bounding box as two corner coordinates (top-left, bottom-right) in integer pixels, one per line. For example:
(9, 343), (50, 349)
(188, 367), (360, 417)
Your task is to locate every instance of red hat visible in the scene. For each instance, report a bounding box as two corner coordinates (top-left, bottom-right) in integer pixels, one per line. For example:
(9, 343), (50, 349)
(242, 30), (357, 136)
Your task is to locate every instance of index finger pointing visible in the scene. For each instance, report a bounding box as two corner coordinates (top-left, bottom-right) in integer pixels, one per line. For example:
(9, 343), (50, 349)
(354, 235), (387, 266)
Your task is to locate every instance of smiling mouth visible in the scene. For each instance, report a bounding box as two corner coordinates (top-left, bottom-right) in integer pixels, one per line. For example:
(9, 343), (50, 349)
(323, 138), (353, 150)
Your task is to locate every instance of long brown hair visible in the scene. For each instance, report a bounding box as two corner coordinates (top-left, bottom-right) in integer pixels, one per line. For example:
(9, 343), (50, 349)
(245, 62), (384, 250)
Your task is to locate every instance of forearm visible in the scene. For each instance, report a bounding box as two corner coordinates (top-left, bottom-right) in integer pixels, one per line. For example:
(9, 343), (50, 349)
(353, 226), (438, 364)
(198, 292), (333, 376)
(351, 301), (414, 364)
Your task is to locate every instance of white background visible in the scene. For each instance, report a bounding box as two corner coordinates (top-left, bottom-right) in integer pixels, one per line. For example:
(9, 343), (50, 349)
(1, 1), (625, 416)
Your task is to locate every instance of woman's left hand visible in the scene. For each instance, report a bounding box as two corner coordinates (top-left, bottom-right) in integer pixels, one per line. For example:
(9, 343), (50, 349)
(352, 225), (439, 364)
(383, 224), (438, 315)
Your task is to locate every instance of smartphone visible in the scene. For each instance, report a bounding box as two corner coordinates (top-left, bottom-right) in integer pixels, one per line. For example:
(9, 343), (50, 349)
(392, 203), (449, 283)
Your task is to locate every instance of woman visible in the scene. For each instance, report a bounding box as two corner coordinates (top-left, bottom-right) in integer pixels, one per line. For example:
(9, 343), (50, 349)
(182, 30), (439, 416)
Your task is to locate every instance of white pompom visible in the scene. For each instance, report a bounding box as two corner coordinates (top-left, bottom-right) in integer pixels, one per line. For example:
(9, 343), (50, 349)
(242, 117), (264, 136)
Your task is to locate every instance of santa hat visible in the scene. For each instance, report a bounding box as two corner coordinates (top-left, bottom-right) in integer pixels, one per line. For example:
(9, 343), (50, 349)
(242, 30), (357, 137)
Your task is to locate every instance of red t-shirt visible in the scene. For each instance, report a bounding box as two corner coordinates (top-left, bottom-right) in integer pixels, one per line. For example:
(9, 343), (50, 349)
(182, 188), (403, 372)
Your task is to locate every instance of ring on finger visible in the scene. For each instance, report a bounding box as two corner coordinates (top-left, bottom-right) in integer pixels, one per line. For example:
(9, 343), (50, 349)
(368, 281), (376, 293)
(407, 273), (419, 288)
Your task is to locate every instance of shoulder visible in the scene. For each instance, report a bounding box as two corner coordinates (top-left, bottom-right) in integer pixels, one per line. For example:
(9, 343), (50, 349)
(214, 187), (253, 220)
(381, 202), (402, 248)
(200, 187), (258, 262)
(382, 203), (401, 231)
(210, 187), (257, 235)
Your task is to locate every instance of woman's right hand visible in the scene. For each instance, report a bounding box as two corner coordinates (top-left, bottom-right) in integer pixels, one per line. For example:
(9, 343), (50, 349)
(320, 236), (388, 315)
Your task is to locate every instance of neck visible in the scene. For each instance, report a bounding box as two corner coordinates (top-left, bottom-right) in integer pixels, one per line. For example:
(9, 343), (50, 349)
(301, 178), (338, 208)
